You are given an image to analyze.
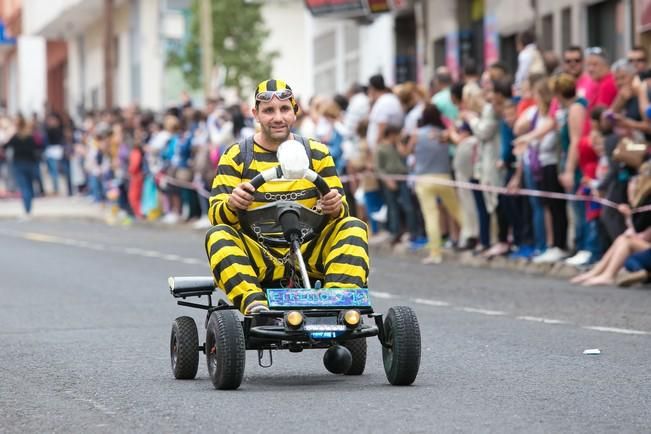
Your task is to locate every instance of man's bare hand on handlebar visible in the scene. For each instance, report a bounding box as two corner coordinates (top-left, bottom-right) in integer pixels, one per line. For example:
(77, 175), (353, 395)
(227, 182), (255, 211)
(319, 189), (343, 217)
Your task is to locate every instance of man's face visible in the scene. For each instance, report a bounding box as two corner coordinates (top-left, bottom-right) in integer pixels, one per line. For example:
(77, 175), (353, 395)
(563, 51), (583, 77)
(252, 97), (296, 143)
(586, 54), (608, 80)
(627, 50), (648, 74)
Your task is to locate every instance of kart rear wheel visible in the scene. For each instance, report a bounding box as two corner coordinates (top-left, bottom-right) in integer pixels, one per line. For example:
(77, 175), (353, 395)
(343, 338), (367, 375)
(206, 310), (245, 390)
(382, 306), (421, 386)
(170, 316), (199, 380)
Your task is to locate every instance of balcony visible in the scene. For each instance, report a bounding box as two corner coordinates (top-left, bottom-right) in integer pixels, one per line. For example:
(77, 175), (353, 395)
(23, 0), (108, 38)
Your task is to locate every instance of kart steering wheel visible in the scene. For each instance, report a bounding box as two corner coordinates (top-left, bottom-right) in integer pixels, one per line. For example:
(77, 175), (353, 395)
(237, 166), (332, 248)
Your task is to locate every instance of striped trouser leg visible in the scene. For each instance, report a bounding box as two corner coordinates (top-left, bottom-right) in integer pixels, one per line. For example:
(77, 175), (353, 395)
(302, 217), (369, 288)
(205, 224), (286, 313)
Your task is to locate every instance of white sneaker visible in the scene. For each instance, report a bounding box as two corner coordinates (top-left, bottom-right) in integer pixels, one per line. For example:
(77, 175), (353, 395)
(192, 217), (212, 229)
(161, 213), (179, 224)
(532, 247), (568, 264)
(370, 205), (388, 224)
(564, 250), (592, 266)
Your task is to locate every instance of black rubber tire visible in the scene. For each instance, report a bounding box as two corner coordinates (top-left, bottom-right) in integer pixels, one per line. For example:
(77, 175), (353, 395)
(205, 310), (246, 390)
(343, 338), (367, 375)
(170, 316), (199, 380)
(382, 306), (421, 386)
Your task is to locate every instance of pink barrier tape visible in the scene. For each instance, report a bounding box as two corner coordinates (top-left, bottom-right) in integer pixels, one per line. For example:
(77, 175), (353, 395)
(162, 172), (651, 215)
(162, 176), (212, 199)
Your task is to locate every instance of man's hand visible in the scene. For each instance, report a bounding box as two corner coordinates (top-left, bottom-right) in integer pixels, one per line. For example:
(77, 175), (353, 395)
(227, 182), (255, 211)
(319, 189), (343, 217)
(559, 171), (574, 192)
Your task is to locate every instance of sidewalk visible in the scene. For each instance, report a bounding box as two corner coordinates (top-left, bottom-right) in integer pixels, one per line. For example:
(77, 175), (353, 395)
(0, 196), (106, 221)
(0, 195), (581, 280)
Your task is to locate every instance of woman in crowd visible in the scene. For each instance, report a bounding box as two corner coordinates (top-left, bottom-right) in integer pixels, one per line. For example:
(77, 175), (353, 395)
(571, 162), (651, 286)
(408, 104), (462, 264)
(2, 115), (39, 217)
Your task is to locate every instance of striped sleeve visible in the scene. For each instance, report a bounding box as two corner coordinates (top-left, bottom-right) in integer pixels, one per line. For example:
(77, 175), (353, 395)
(310, 139), (350, 218)
(208, 143), (242, 226)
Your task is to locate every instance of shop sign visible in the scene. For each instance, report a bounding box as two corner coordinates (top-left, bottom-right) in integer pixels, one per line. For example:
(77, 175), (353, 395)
(304, 0), (368, 17)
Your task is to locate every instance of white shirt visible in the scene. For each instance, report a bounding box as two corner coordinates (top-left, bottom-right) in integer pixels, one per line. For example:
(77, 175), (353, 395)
(366, 92), (404, 150)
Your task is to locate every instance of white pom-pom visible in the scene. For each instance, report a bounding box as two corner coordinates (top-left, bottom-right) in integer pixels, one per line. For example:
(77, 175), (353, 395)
(277, 139), (309, 179)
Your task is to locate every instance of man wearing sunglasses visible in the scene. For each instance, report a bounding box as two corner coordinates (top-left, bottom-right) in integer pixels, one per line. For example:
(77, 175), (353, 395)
(561, 46), (593, 100)
(204, 79), (369, 315)
(627, 46), (648, 75)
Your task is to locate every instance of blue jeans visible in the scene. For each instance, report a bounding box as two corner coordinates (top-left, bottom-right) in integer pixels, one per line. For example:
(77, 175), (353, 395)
(364, 190), (384, 234)
(625, 248), (651, 272)
(584, 219), (602, 262)
(12, 160), (39, 213)
(46, 157), (72, 195)
(523, 164), (546, 252)
(382, 181), (418, 239)
(88, 175), (105, 202)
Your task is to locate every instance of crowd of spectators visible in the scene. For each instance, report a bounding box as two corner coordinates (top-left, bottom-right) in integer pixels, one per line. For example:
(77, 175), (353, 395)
(3, 29), (651, 287)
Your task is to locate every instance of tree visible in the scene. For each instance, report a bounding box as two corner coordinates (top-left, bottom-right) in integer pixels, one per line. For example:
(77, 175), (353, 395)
(169, 0), (278, 97)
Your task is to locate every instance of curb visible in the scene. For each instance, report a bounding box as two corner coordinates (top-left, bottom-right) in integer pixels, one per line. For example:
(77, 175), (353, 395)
(369, 243), (581, 280)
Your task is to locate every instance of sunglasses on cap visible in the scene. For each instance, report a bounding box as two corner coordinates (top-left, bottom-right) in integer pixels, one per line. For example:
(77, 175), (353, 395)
(585, 46), (606, 57)
(255, 89), (294, 102)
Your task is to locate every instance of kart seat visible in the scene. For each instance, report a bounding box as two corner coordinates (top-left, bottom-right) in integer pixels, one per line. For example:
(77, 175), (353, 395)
(169, 276), (215, 298)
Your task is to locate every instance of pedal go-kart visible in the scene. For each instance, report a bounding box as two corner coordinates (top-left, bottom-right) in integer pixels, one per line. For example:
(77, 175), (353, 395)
(168, 140), (421, 390)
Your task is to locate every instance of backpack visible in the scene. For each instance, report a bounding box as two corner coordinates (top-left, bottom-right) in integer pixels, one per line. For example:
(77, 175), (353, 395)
(240, 134), (313, 178)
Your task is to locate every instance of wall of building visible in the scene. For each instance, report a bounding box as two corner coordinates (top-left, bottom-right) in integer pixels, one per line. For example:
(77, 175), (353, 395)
(359, 13), (394, 87)
(139, 0), (162, 110)
(17, 36), (45, 114)
(261, 0), (312, 100)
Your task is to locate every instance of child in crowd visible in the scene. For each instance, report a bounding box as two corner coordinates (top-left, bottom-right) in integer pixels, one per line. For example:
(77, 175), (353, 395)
(375, 125), (418, 245)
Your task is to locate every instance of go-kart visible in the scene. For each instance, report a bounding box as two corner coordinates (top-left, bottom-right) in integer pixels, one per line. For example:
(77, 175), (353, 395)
(168, 140), (421, 389)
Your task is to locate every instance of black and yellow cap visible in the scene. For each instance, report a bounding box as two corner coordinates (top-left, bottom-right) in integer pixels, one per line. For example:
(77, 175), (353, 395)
(255, 79), (299, 113)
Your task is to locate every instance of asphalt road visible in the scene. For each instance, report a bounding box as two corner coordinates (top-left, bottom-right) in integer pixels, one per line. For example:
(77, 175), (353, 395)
(1, 219), (650, 433)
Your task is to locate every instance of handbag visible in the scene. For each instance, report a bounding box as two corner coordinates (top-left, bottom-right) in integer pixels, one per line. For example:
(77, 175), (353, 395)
(613, 137), (647, 169)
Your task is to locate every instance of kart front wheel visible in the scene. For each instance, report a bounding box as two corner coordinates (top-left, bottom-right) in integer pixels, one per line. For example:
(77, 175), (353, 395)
(382, 306), (421, 386)
(206, 310), (245, 390)
(343, 338), (367, 375)
(170, 316), (199, 380)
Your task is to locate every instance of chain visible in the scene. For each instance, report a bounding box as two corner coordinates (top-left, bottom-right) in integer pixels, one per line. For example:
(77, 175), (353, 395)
(251, 224), (311, 269)
(252, 224), (293, 266)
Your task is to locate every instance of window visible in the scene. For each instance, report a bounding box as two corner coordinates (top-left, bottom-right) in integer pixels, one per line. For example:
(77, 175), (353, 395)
(561, 7), (572, 50)
(541, 14), (554, 51)
(433, 37), (446, 69)
(314, 31), (336, 66)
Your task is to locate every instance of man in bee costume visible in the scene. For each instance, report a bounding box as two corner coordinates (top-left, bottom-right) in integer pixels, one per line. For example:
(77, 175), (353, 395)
(205, 79), (369, 314)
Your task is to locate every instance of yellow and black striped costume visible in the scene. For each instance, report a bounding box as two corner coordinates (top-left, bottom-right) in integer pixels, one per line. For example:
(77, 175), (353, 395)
(205, 138), (369, 313)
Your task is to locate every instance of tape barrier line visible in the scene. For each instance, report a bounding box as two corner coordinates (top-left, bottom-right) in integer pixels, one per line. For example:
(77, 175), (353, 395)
(162, 172), (651, 215)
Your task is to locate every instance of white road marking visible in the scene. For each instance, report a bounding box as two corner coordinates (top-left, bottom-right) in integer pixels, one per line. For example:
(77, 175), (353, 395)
(181, 258), (203, 265)
(517, 316), (569, 325)
(162, 254), (182, 261)
(23, 232), (60, 243)
(583, 326), (650, 336)
(372, 291), (396, 299)
(141, 250), (162, 257)
(457, 307), (507, 316)
(411, 298), (450, 307)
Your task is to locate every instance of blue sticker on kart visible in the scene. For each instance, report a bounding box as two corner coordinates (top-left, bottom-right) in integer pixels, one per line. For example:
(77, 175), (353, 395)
(266, 288), (370, 309)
